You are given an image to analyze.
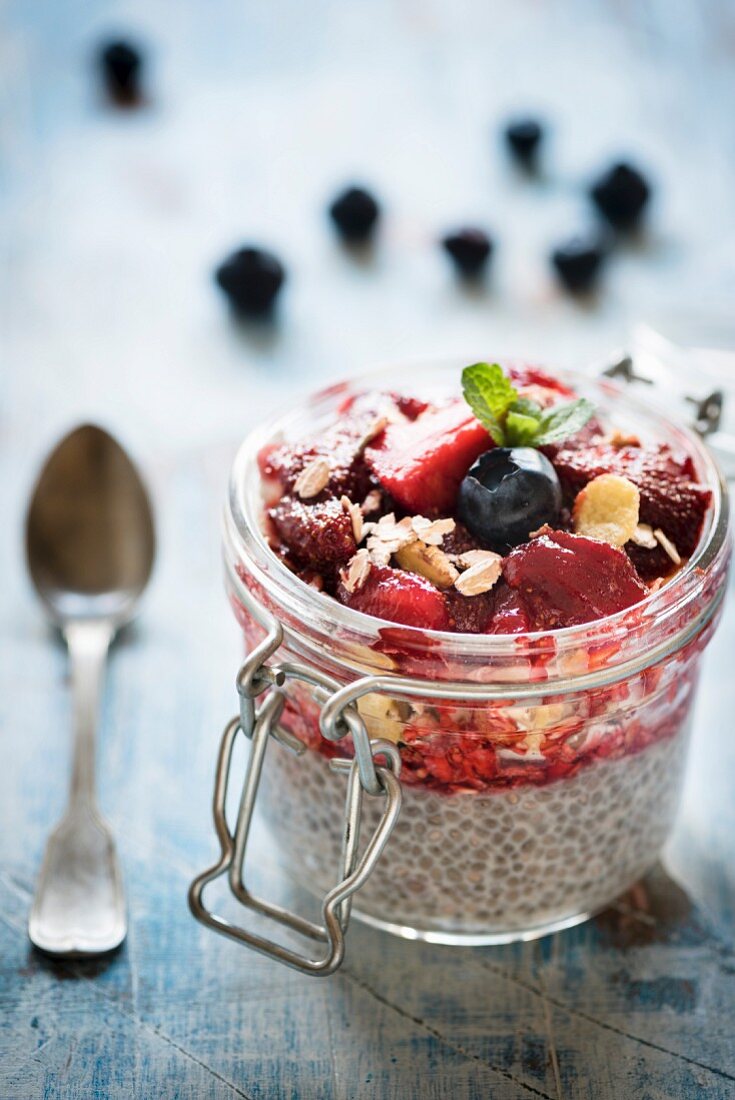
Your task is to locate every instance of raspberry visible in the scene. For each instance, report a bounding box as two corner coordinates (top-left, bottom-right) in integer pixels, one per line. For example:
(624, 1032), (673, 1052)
(269, 498), (356, 572)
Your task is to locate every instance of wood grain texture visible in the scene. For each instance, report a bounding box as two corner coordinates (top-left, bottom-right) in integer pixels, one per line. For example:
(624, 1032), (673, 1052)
(2, 0), (735, 1097)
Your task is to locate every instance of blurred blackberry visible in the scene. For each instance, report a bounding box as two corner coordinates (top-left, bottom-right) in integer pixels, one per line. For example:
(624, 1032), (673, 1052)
(551, 233), (607, 294)
(590, 161), (651, 230)
(98, 39), (143, 104)
(328, 186), (380, 243)
(441, 228), (494, 278)
(215, 247), (286, 316)
(504, 118), (544, 169)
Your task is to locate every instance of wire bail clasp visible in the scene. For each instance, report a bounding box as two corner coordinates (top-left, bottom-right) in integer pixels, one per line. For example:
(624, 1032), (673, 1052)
(188, 616), (403, 976)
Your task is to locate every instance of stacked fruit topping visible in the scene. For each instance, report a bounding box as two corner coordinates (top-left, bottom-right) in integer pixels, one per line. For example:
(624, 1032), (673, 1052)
(261, 362), (710, 634)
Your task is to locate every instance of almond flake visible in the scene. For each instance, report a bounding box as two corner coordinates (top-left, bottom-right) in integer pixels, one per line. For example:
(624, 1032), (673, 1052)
(649, 577), (666, 593)
(294, 456), (330, 499)
(454, 553), (502, 596)
(355, 415), (390, 455)
(653, 528), (681, 565)
(457, 549), (501, 570)
(340, 548), (372, 593)
(631, 522), (657, 550)
(361, 489), (382, 515)
(394, 540), (459, 588)
(365, 513), (417, 564)
(410, 515), (456, 546)
(572, 473), (640, 547)
(340, 495), (364, 543)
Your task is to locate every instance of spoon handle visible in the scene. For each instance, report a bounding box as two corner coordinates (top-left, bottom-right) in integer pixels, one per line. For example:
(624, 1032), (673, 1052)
(64, 621), (114, 808)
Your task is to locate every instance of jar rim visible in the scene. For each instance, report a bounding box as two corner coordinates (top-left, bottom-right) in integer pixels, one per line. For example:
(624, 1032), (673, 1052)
(226, 357), (731, 683)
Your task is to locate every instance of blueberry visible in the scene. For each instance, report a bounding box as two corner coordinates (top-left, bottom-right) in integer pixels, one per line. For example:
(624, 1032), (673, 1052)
(590, 161), (651, 230)
(457, 447), (562, 551)
(504, 118), (544, 168)
(98, 39), (142, 103)
(551, 233), (607, 294)
(329, 186), (380, 243)
(215, 246), (285, 316)
(441, 229), (493, 278)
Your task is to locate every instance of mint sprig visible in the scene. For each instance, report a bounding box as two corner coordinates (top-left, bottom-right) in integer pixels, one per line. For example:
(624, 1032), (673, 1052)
(461, 362), (594, 448)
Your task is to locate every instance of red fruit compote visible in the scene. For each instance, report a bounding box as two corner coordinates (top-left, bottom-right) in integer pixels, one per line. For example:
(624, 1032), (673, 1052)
(224, 360), (730, 943)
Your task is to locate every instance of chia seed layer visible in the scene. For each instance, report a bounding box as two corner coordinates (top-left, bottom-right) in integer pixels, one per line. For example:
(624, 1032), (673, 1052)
(258, 721), (690, 938)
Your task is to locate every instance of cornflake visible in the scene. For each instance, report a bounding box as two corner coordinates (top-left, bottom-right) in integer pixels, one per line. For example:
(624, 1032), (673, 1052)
(294, 456), (330, 499)
(340, 495), (363, 543)
(572, 473), (640, 547)
(395, 541), (459, 588)
(340, 548), (372, 593)
(454, 552), (502, 596)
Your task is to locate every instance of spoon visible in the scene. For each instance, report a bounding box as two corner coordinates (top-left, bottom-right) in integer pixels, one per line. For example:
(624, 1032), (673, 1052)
(25, 424), (155, 956)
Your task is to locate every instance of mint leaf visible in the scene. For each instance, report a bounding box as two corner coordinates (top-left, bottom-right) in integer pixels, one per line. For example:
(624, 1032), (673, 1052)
(510, 395), (543, 420)
(462, 362), (517, 444)
(506, 411), (541, 446)
(534, 398), (595, 445)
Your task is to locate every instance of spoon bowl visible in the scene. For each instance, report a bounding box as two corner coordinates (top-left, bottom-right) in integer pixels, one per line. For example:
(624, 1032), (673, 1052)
(26, 424), (155, 955)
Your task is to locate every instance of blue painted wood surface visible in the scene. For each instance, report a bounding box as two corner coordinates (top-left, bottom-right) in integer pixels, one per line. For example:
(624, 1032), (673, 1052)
(2, 1), (735, 1096)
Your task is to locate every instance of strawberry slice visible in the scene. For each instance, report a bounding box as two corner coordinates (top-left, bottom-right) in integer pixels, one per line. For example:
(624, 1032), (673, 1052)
(365, 400), (492, 514)
(503, 529), (648, 629)
(336, 564), (450, 630)
(550, 441), (710, 557)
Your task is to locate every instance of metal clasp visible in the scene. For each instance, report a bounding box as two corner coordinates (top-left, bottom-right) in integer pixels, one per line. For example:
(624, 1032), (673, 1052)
(188, 614), (403, 976)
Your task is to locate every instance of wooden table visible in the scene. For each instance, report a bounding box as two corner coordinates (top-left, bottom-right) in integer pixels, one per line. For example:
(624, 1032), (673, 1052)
(2, 1), (734, 1096)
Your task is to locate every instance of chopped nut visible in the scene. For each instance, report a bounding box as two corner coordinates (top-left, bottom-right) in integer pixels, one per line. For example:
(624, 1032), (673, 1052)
(340, 548), (372, 593)
(394, 540), (459, 588)
(649, 577), (666, 593)
(340, 495), (364, 543)
(607, 429), (641, 449)
(361, 489), (382, 515)
(293, 456), (330, 499)
(572, 473), (640, 547)
(454, 553), (502, 596)
(654, 528), (681, 565)
(411, 515), (456, 546)
(357, 693), (408, 744)
(631, 522), (657, 550)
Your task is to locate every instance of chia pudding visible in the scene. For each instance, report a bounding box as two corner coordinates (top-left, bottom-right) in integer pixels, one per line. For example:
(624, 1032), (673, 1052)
(224, 359), (729, 942)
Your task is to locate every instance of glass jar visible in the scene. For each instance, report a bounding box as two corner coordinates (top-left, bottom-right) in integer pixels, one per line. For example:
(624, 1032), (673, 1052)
(222, 360), (730, 945)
